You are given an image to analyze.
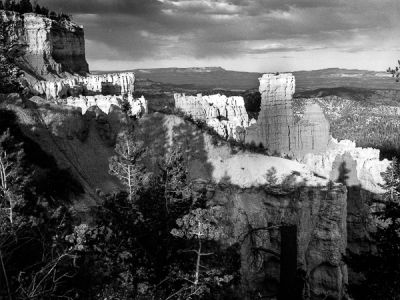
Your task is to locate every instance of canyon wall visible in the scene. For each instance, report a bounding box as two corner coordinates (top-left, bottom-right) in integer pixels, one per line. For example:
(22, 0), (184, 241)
(138, 113), (348, 299)
(65, 94), (147, 117)
(174, 93), (250, 140)
(174, 73), (330, 158)
(207, 183), (348, 300)
(32, 72), (136, 99)
(0, 10), (88, 77)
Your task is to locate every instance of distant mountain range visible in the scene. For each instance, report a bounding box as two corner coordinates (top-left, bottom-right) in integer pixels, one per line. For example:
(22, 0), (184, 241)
(93, 67), (399, 91)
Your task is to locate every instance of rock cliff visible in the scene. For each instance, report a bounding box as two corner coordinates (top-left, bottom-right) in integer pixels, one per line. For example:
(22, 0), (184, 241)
(174, 74), (330, 158)
(32, 72), (136, 99)
(0, 10), (88, 78)
(137, 113), (348, 299)
(208, 183), (348, 300)
(65, 94), (147, 117)
(302, 138), (390, 194)
(245, 74), (330, 157)
(174, 93), (250, 140)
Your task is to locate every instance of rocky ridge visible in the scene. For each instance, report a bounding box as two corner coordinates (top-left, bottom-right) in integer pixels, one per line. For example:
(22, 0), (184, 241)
(32, 72), (136, 99)
(174, 93), (250, 140)
(65, 94), (147, 117)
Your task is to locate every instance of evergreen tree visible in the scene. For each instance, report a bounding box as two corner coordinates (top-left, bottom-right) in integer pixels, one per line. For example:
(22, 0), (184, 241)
(19, 0), (32, 13)
(170, 207), (234, 299)
(33, 3), (41, 14)
(387, 60), (400, 82)
(4, 0), (11, 10)
(0, 1), (4, 10)
(109, 129), (148, 202)
(354, 158), (400, 299)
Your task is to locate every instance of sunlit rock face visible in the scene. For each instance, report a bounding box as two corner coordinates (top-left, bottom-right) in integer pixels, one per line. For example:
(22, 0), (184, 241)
(245, 73), (330, 157)
(32, 72), (136, 100)
(65, 94), (147, 117)
(174, 93), (250, 141)
(0, 10), (88, 76)
(174, 74), (330, 157)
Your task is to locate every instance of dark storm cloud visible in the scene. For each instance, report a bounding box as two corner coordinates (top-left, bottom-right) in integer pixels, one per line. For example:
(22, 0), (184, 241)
(38, 0), (400, 62)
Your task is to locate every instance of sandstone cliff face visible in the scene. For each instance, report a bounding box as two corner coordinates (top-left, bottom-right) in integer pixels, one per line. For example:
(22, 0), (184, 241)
(207, 184), (348, 300)
(32, 72), (136, 99)
(65, 94), (147, 117)
(0, 10), (88, 77)
(174, 93), (250, 140)
(302, 138), (390, 194)
(245, 74), (330, 157)
(174, 74), (330, 158)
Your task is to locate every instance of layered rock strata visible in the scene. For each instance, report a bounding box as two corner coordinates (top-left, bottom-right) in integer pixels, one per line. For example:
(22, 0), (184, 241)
(32, 72), (136, 99)
(302, 138), (390, 194)
(174, 74), (330, 157)
(245, 74), (330, 157)
(65, 95), (147, 117)
(174, 93), (250, 140)
(0, 10), (88, 77)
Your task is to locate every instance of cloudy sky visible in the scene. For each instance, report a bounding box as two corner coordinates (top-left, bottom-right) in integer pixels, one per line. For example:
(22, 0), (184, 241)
(40, 0), (400, 72)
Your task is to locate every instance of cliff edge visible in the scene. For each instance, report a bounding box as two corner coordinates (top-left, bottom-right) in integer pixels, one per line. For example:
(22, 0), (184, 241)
(0, 10), (88, 79)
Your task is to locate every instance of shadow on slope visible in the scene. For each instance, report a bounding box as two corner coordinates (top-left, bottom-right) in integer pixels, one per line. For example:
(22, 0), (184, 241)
(0, 108), (83, 201)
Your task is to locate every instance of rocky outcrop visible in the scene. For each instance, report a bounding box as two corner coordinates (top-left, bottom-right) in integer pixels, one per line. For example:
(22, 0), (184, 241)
(64, 94), (147, 117)
(207, 183), (348, 300)
(302, 138), (390, 194)
(174, 74), (330, 158)
(0, 93), (128, 210)
(138, 113), (349, 299)
(32, 72), (136, 99)
(0, 10), (88, 77)
(174, 93), (250, 140)
(245, 74), (330, 157)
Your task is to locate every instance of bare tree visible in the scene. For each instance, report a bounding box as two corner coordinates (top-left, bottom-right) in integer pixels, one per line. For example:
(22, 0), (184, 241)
(109, 129), (147, 202)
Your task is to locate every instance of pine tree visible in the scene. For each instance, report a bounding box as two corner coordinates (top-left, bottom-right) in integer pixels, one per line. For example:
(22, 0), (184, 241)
(19, 0), (32, 14)
(387, 60), (400, 82)
(170, 207), (233, 298)
(33, 3), (41, 14)
(356, 158), (400, 299)
(0, 1), (4, 10)
(4, 0), (11, 10)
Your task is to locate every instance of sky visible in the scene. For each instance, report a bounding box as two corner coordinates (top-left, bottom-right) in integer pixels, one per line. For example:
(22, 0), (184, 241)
(39, 0), (400, 72)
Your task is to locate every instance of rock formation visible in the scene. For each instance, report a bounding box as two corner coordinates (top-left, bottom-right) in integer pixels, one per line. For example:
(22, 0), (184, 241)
(245, 74), (330, 157)
(0, 10), (88, 77)
(32, 72), (136, 99)
(175, 74), (330, 158)
(302, 138), (390, 194)
(138, 113), (348, 299)
(65, 94), (147, 117)
(174, 93), (250, 140)
(208, 183), (348, 299)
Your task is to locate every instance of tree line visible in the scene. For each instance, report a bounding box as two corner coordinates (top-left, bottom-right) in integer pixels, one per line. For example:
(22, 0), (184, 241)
(0, 0), (71, 21)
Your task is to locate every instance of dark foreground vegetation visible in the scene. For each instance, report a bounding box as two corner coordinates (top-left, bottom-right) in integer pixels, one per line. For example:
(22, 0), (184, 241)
(0, 0), (71, 22)
(0, 104), (240, 299)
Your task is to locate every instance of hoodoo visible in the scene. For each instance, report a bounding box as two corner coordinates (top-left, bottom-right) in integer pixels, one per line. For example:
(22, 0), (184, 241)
(246, 73), (330, 157)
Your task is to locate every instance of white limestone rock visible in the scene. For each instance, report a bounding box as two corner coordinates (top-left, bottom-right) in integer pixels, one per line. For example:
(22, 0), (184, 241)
(174, 93), (249, 141)
(301, 138), (390, 194)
